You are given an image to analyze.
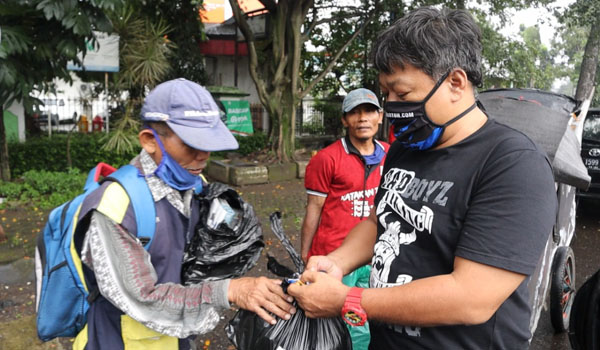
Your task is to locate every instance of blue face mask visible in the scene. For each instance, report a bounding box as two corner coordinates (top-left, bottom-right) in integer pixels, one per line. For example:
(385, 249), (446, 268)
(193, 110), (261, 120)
(384, 72), (475, 150)
(147, 128), (203, 192)
(363, 143), (386, 165)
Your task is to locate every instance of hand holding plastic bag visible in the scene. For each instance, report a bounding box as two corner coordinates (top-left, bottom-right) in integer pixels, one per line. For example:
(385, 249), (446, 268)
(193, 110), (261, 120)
(226, 212), (353, 350)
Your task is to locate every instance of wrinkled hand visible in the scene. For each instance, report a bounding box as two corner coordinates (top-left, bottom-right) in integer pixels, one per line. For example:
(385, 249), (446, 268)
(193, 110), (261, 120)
(228, 277), (296, 325)
(305, 255), (344, 281)
(287, 270), (350, 318)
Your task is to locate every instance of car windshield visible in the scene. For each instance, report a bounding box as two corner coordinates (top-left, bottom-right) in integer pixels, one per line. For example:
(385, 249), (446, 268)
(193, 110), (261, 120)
(583, 111), (600, 143)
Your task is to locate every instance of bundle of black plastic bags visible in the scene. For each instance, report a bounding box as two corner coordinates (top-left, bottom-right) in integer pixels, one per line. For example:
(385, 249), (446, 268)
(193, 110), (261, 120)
(182, 182), (264, 283)
(226, 212), (353, 350)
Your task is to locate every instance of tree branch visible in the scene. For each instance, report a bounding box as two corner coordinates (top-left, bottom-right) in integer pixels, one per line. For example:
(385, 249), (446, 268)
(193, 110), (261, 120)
(229, 0), (273, 109)
(299, 8), (378, 100)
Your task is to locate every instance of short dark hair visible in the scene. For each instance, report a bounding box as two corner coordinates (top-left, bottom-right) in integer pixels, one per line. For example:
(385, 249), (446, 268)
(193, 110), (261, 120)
(371, 7), (483, 87)
(142, 121), (172, 136)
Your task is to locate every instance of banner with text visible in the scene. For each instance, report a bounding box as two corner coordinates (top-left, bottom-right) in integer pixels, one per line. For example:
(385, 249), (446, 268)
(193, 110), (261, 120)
(223, 100), (254, 135)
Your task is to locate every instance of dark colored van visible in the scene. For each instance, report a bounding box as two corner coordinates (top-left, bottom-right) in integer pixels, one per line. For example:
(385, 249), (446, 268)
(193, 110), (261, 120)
(579, 108), (600, 200)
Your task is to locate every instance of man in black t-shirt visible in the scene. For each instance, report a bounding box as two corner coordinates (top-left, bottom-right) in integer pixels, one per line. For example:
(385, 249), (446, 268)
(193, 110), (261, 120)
(288, 7), (557, 349)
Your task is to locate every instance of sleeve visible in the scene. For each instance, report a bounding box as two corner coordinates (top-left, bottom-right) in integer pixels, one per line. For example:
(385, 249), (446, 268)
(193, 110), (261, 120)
(80, 211), (231, 338)
(455, 147), (558, 275)
(304, 151), (335, 197)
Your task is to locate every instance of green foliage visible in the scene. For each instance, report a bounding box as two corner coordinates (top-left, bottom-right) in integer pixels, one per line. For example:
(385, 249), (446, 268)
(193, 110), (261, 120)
(0, 0), (121, 181)
(0, 181), (22, 198)
(100, 4), (177, 155)
(8, 133), (139, 177)
(0, 0), (120, 109)
(310, 98), (344, 137)
(137, 0), (208, 84)
(306, 1), (564, 98)
(20, 169), (86, 208)
(112, 6), (175, 90)
(302, 120), (326, 135)
(235, 132), (269, 155)
(557, 1), (600, 103)
(213, 132), (269, 157)
(479, 16), (557, 90)
(0, 168), (87, 209)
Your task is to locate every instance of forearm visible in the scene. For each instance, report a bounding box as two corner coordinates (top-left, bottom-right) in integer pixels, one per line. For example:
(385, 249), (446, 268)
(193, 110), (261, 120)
(82, 212), (230, 337)
(328, 214), (377, 275)
(363, 274), (479, 326)
(301, 195), (326, 259)
(300, 212), (320, 257)
(362, 258), (526, 326)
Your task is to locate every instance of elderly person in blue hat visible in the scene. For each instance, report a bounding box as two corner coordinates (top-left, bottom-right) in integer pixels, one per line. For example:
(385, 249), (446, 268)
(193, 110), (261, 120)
(72, 79), (295, 350)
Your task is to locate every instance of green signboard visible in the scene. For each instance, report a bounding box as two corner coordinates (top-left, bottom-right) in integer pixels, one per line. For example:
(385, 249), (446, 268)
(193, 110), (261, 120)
(3, 110), (18, 142)
(222, 100), (254, 135)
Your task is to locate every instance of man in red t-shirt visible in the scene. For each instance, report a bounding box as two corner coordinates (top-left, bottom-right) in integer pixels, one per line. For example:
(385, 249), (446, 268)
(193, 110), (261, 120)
(301, 88), (389, 350)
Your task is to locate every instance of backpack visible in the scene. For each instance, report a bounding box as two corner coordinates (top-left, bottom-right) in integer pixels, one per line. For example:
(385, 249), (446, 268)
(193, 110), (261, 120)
(34, 162), (156, 342)
(569, 267), (600, 350)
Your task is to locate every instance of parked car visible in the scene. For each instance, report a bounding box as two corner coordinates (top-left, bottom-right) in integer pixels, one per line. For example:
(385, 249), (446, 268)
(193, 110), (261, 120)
(35, 113), (60, 126)
(579, 107), (600, 201)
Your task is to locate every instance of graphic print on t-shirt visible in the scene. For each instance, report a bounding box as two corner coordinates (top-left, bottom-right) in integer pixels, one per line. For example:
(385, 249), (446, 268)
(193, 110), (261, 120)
(370, 167), (454, 337)
(340, 187), (378, 218)
(371, 167), (455, 288)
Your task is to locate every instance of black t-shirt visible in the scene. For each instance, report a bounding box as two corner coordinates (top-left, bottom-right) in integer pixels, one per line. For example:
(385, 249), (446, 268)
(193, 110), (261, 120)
(370, 119), (557, 349)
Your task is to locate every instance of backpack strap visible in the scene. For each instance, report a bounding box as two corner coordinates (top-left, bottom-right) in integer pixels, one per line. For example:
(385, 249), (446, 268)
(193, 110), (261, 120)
(104, 165), (156, 249)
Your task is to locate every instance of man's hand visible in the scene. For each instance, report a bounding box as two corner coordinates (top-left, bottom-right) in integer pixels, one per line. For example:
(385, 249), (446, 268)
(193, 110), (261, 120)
(287, 270), (350, 318)
(228, 277), (296, 325)
(305, 255), (344, 280)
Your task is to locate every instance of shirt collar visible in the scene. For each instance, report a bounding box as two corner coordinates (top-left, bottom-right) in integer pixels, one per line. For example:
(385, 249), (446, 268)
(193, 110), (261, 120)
(136, 150), (191, 217)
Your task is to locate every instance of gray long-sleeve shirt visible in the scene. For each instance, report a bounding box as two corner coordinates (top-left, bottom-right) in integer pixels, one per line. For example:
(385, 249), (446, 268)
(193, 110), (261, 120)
(80, 150), (231, 338)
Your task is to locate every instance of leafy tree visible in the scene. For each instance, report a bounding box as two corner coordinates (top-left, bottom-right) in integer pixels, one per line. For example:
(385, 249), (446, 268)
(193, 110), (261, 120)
(137, 0), (209, 84)
(101, 4), (175, 155)
(481, 23), (555, 90)
(558, 0), (600, 104)
(230, 0), (379, 162)
(0, 0), (120, 181)
(306, 1), (557, 102)
(551, 25), (587, 94)
(92, 0), (207, 155)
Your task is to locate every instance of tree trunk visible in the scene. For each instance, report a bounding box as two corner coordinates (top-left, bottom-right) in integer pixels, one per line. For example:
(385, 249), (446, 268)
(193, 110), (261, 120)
(231, 0), (374, 162)
(575, 19), (600, 101)
(0, 105), (11, 181)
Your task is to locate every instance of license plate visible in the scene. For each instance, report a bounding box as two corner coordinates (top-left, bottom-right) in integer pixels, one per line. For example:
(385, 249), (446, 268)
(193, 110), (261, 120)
(585, 158), (599, 170)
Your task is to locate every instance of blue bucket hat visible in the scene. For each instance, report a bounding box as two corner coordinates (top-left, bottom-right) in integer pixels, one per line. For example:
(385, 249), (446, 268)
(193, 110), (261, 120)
(342, 88), (381, 113)
(141, 78), (239, 152)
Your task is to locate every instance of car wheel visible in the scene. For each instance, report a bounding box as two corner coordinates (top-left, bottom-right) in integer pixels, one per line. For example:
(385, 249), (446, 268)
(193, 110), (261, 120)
(550, 246), (576, 333)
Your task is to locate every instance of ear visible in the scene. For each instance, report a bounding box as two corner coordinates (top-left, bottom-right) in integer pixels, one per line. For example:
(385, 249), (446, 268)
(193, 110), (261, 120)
(447, 69), (469, 102)
(139, 129), (157, 154)
(378, 110), (384, 124)
(341, 114), (349, 128)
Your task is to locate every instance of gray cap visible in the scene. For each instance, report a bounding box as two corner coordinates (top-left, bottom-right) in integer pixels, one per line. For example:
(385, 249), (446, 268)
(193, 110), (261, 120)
(141, 78), (238, 152)
(342, 88), (381, 113)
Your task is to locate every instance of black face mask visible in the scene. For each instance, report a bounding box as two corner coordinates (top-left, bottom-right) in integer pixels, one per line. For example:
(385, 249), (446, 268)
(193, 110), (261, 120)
(384, 72), (475, 150)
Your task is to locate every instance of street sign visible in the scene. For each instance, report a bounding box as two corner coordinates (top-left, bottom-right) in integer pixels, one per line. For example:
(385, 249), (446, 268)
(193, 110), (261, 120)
(67, 31), (119, 72)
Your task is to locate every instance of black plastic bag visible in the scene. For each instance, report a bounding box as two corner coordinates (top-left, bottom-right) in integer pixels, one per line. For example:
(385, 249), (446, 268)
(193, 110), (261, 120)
(226, 212), (353, 350)
(182, 182), (264, 283)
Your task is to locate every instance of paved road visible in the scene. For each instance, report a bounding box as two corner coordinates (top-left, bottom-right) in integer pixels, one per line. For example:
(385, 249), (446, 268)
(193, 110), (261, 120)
(531, 202), (600, 349)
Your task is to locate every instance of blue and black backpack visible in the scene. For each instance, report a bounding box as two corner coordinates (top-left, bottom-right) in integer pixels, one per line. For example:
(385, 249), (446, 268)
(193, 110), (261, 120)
(34, 163), (156, 342)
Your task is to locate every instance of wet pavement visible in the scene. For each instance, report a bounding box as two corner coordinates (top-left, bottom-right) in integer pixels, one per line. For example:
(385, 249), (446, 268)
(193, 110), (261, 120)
(1, 180), (598, 349)
(531, 201), (600, 349)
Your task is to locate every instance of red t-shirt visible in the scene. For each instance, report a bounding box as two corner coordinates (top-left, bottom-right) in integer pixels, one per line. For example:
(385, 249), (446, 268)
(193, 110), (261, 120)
(305, 138), (389, 257)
